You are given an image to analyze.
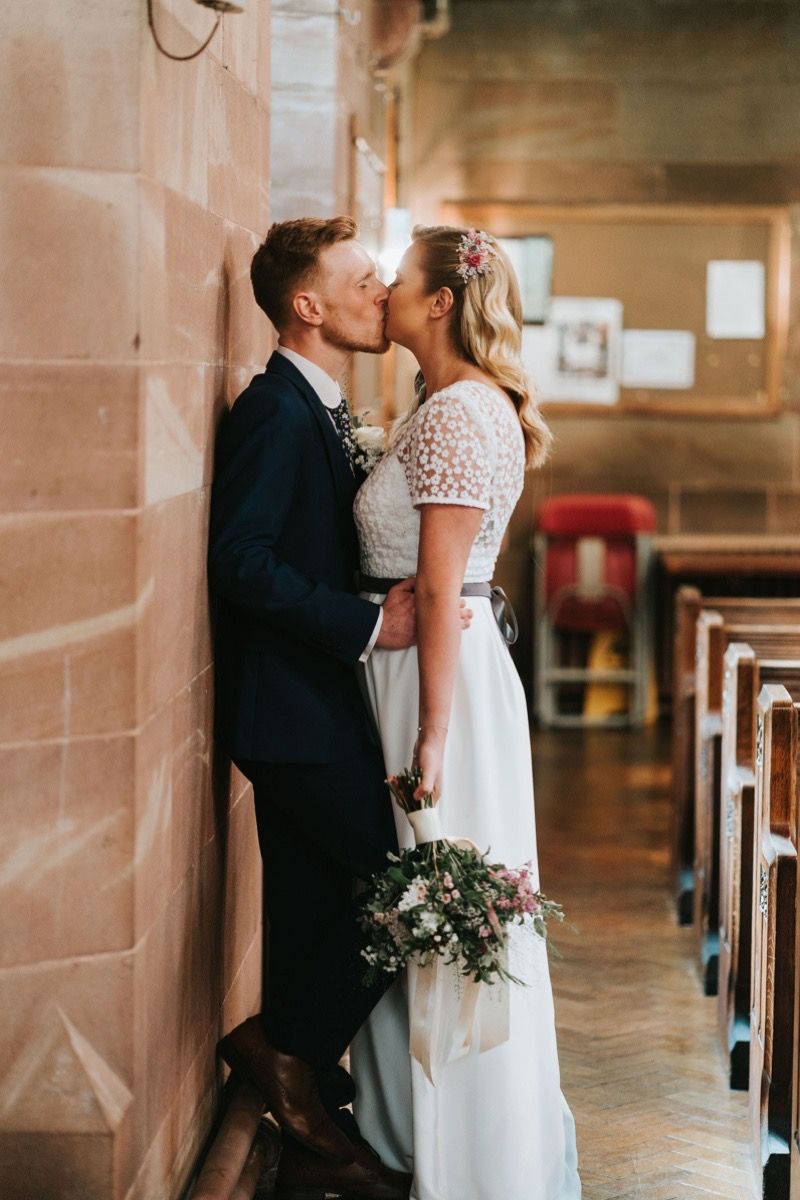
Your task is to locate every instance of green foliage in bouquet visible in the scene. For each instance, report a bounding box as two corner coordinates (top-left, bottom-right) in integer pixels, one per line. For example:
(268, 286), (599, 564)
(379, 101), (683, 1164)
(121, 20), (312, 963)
(360, 768), (564, 987)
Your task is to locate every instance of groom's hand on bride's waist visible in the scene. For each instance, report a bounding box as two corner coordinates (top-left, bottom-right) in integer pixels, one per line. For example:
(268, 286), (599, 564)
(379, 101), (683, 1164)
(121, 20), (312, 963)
(375, 577), (473, 651)
(375, 577), (416, 649)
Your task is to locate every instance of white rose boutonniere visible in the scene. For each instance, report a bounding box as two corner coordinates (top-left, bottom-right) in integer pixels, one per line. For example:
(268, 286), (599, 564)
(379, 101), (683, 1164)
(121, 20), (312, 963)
(352, 412), (386, 475)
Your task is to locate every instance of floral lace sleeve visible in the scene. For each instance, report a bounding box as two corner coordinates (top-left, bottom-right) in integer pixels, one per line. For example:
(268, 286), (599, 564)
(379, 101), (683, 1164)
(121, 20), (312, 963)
(401, 387), (494, 510)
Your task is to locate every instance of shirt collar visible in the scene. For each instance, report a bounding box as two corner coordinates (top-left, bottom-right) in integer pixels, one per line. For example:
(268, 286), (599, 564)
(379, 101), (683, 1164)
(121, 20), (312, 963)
(275, 345), (342, 410)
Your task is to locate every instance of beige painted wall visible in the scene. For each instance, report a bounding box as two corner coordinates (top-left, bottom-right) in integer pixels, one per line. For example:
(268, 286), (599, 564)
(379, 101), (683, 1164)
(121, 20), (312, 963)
(0, 2), (270, 1197)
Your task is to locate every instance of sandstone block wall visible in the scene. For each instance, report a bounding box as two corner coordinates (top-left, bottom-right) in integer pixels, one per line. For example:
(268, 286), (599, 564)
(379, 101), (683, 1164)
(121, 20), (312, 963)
(0, 2), (271, 1196)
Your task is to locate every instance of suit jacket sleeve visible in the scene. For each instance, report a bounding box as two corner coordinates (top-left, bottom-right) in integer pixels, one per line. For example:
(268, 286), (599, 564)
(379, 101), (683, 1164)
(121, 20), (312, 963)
(208, 393), (379, 665)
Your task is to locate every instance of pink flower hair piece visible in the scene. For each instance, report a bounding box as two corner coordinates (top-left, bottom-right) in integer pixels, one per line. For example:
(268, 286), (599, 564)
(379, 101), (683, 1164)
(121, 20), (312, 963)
(456, 228), (495, 282)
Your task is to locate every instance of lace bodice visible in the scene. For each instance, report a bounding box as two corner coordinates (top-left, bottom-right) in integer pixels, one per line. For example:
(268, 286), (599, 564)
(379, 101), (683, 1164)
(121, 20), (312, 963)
(354, 380), (525, 582)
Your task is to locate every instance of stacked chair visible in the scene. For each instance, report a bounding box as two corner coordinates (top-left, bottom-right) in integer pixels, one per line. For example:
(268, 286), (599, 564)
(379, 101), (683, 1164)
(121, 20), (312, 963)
(533, 493), (657, 728)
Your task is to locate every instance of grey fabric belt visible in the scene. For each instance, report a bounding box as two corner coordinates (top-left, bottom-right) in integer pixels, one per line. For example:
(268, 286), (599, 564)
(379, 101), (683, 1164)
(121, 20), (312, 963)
(358, 574), (519, 646)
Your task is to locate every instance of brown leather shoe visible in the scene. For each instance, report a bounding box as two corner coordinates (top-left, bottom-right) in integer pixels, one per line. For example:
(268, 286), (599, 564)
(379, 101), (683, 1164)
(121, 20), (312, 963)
(274, 1135), (413, 1200)
(217, 1017), (354, 1165)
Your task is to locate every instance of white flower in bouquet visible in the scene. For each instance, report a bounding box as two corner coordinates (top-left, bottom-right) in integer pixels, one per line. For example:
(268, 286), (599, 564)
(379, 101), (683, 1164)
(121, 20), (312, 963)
(398, 877), (428, 911)
(351, 413), (386, 474)
(354, 424), (385, 454)
(415, 910), (442, 935)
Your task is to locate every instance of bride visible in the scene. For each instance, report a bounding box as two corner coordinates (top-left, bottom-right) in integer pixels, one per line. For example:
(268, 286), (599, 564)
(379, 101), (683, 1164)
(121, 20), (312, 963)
(349, 225), (581, 1200)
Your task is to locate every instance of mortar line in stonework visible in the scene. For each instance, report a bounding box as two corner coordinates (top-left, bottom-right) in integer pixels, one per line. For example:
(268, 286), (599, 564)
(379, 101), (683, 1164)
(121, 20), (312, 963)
(0, 857), (259, 981)
(0, 358), (268, 368)
(0, 580), (157, 666)
(0, 666), (219, 753)
(0, 511), (143, 523)
(0, 492), (213, 521)
(0, 942), (139, 978)
(3, 481), (216, 519)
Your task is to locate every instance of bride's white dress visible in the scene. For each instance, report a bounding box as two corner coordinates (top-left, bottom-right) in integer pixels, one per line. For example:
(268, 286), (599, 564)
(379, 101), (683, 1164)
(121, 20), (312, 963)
(350, 381), (581, 1200)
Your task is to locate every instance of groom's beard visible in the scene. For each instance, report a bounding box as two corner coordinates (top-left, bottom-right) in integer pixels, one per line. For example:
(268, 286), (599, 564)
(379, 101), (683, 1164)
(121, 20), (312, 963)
(322, 314), (390, 356)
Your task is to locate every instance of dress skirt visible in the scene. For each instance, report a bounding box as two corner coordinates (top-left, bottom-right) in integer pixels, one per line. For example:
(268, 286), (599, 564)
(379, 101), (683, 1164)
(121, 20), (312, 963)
(350, 594), (581, 1200)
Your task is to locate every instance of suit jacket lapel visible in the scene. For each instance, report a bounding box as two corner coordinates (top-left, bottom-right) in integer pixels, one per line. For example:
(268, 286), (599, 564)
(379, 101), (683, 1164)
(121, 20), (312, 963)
(266, 352), (358, 512)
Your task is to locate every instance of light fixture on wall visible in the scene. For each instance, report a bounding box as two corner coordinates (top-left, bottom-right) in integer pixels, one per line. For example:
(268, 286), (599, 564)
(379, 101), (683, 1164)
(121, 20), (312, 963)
(379, 207), (412, 283)
(195, 0), (246, 12)
(148, 0), (244, 62)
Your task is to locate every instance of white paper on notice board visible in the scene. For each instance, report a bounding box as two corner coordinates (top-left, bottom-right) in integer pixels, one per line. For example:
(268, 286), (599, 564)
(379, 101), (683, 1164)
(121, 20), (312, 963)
(621, 330), (696, 389)
(706, 260), (765, 339)
(521, 325), (558, 398)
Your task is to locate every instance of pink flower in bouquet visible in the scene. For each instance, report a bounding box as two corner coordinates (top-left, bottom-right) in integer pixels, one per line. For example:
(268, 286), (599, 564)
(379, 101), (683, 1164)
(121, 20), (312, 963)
(398, 879), (428, 911)
(487, 905), (503, 937)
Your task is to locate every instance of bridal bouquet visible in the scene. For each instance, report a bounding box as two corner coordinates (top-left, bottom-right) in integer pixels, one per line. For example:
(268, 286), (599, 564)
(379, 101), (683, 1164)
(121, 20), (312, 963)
(361, 768), (563, 988)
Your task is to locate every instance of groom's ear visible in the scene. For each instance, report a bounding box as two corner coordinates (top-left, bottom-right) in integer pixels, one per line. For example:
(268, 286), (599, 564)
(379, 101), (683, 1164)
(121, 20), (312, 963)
(292, 290), (324, 327)
(429, 287), (454, 321)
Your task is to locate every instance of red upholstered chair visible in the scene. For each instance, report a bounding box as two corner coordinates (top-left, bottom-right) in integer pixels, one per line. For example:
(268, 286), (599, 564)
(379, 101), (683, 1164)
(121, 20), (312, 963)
(533, 493), (657, 727)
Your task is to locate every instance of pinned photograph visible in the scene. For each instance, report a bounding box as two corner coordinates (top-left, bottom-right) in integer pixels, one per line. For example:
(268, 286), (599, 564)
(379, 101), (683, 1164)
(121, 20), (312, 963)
(523, 297), (623, 403)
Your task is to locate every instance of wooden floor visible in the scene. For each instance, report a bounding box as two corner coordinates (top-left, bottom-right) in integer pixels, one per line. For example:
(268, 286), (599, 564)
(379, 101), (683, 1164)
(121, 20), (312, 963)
(534, 724), (754, 1200)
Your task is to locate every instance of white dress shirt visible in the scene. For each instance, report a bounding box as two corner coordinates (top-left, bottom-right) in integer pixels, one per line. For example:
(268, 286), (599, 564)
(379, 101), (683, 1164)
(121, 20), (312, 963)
(275, 345), (382, 661)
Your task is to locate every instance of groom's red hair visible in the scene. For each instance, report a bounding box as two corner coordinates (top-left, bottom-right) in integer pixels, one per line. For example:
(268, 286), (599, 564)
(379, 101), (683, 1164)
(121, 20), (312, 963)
(251, 216), (358, 332)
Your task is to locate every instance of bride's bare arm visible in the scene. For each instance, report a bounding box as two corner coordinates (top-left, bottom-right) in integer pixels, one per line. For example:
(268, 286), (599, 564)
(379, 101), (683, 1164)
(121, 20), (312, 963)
(413, 502), (484, 800)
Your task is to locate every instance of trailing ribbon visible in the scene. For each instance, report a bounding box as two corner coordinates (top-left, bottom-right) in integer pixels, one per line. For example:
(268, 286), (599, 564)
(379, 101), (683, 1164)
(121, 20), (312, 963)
(404, 810), (511, 1084)
(490, 585), (518, 646)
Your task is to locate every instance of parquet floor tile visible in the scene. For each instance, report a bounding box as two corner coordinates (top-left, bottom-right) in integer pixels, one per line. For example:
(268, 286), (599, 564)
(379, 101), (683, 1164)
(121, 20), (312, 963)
(533, 726), (754, 1200)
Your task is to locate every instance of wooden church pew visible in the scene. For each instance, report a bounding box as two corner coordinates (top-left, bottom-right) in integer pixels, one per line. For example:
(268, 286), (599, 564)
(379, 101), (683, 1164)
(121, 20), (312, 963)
(718, 648), (800, 1089)
(751, 684), (799, 1200)
(671, 590), (800, 925)
(694, 619), (800, 994)
(672, 586), (703, 924)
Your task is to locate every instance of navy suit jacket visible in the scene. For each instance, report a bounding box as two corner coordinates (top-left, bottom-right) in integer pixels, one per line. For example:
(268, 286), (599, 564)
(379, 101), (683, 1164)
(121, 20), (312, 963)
(208, 352), (380, 764)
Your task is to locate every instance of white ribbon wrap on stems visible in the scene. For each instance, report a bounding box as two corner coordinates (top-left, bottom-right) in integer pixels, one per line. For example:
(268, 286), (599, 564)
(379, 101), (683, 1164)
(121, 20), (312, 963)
(404, 806), (510, 1084)
(406, 807), (445, 844)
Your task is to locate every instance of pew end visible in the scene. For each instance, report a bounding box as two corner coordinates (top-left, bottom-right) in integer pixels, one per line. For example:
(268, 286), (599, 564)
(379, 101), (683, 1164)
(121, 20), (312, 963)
(695, 623), (800, 997)
(751, 684), (799, 1200)
(672, 585), (704, 924)
(719, 654), (800, 1092)
(719, 643), (758, 1089)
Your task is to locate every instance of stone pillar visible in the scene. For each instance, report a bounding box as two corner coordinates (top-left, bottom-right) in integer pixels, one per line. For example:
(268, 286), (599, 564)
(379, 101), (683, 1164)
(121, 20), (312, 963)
(269, 0), (346, 222)
(0, 2), (270, 1196)
(269, 0), (383, 414)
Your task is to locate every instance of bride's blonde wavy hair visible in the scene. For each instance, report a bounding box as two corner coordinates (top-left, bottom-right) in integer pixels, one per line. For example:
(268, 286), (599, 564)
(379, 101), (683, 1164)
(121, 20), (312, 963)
(394, 224), (552, 470)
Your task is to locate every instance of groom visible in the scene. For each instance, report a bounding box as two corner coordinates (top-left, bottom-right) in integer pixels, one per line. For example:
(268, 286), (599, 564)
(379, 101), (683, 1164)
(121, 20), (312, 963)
(208, 217), (414, 1199)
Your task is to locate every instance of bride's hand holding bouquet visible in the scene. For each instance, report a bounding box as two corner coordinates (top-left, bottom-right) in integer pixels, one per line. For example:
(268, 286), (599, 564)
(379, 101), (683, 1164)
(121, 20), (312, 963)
(412, 723), (448, 802)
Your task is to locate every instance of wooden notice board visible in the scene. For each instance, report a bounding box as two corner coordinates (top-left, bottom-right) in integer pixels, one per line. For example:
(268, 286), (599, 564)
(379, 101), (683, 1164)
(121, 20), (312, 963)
(441, 203), (791, 418)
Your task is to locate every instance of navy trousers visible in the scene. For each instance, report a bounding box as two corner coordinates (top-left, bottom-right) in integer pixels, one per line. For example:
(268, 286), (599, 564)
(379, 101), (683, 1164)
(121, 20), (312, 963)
(236, 736), (398, 1072)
